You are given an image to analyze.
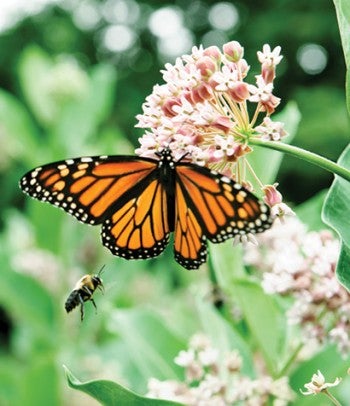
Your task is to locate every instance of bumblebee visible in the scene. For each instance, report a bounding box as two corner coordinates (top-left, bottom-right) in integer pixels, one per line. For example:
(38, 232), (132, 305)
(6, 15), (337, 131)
(65, 266), (105, 321)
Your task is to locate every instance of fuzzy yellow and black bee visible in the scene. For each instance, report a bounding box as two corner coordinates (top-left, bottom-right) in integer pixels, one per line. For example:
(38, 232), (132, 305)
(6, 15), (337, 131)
(65, 266), (105, 321)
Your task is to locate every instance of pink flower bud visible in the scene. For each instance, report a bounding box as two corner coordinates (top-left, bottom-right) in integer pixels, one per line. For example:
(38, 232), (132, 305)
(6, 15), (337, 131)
(183, 91), (195, 105)
(203, 46), (221, 62)
(228, 81), (250, 102)
(262, 183), (282, 207)
(228, 144), (252, 161)
(237, 59), (250, 78)
(191, 83), (214, 103)
(208, 76), (220, 90)
(261, 94), (281, 114)
(196, 56), (217, 79)
(212, 116), (232, 134)
(190, 88), (202, 104)
(161, 97), (181, 117)
(223, 41), (244, 62)
(197, 82), (213, 100)
(261, 61), (276, 84)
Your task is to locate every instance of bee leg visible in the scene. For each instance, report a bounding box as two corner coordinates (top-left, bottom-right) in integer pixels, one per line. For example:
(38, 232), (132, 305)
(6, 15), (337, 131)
(79, 295), (85, 321)
(82, 286), (93, 296)
(90, 298), (98, 314)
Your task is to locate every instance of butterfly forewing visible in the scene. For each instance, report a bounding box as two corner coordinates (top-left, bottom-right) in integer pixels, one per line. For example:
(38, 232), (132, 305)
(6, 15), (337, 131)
(20, 156), (157, 225)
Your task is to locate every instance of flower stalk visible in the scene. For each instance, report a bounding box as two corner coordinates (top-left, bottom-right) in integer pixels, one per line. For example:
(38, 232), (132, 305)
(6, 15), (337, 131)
(249, 137), (350, 183)
(323, 390), (343, 406)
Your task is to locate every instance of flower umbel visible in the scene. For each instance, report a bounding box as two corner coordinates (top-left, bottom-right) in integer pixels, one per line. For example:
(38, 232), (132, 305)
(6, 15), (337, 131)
(146, 333), (295, 405)
(244, 217), (350, 357)
(136, 41), (290, 217)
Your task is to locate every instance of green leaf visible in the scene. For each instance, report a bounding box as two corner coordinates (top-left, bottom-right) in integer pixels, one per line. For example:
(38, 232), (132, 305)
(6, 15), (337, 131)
(322, 143), (350, 289)
(195, 296), (255, 376)
(0, 258), (56, 332)
(52, 63), (117, 155)
(17, 45), (55, 126)
(209, 241), (246, 288)
(0, 88), (39, 165)
(18, 358), (60, 406)
(64, 366), (183, 406)
(333, 0), (350, 114)
(232, 280), (286, 376)
(107, 309), (185, 385)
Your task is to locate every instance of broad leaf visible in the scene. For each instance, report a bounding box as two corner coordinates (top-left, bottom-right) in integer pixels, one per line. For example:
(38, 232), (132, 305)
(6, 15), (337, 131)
(232, 280), (286, 376)
(195, 296), (255, 376)
(107, 309), (185, 385)
(322, 144), (350, 289)
(64, 366), (183, 406)
(333, 0), (350, 114)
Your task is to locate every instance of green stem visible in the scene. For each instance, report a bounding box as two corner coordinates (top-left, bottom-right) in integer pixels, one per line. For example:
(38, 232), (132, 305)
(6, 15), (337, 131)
(323, 389), (343, 406)
(277, 342), (304, 378)
(249, 138), (350, 183)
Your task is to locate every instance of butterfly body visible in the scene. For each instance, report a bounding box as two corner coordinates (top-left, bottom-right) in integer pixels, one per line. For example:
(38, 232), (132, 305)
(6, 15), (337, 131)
(20, 148), (273, 269)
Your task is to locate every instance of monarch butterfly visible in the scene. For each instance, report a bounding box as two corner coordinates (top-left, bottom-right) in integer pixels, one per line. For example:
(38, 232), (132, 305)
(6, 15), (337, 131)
(19, 148), (273, 270)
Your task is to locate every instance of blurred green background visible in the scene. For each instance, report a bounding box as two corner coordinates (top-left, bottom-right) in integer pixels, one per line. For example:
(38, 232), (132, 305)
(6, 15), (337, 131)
(0, 0), (349, 405)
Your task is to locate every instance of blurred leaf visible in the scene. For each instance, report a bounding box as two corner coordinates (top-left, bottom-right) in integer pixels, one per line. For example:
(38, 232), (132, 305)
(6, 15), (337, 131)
(89, 63), (117, 123)
(108, 309), (185, 386)
(333, 0), (350, 114)
(249, 101), (301, 187)
(233, 280), (286, 376)
(18, 358), (60, 406)
(322, 143), (350, 289)
(64, 366), (183, 406)
(0, 259), (56, 332)
(53, 63), (117, 155)
(195, 296), (255, 376)
(17, 45), (55, 126)
(209, 242), (246, 289)
(27, 200), (65, 254)
(0, 88), (40, 165)
(294, 189), (328, 230)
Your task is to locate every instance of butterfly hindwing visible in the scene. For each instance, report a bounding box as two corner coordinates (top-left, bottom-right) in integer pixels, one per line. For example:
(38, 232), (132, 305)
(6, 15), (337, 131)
(174, 164), (272, 269)
(174, 180), (208, 269)
(101, 178), (171, 259)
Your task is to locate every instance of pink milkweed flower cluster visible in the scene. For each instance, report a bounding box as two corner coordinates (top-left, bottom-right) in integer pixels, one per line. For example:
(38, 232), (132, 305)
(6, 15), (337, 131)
(146, 333), (295, 405)
(244, 217), (350, 357)
(135, 42), (288, 215)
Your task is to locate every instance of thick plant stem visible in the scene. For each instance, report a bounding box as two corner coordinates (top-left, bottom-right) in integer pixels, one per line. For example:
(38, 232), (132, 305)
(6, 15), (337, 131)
(249, 138), (350, 182)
